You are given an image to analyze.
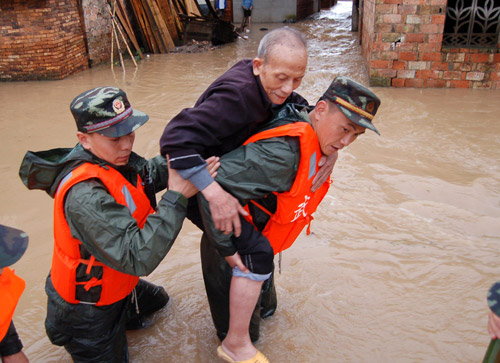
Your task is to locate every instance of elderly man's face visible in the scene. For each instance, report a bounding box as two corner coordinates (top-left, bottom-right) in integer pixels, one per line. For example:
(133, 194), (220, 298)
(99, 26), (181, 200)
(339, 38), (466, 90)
(253, 44), (307, 105)
(314, 102), (366, 156)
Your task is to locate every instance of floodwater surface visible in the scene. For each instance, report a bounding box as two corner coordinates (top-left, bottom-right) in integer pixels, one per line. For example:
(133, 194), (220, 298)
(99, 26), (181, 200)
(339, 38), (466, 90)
(1, 1), (499, 362)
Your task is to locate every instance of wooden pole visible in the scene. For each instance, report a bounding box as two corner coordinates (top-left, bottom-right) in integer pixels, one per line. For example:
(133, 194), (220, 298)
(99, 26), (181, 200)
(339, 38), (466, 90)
(112, 16), (125, 69)
(111, 0), (116, 69)
(108, 6), (138, 67)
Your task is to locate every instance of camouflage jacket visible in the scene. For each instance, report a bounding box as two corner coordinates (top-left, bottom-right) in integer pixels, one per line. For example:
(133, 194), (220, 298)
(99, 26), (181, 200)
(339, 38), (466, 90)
(19, 144), (187, 277)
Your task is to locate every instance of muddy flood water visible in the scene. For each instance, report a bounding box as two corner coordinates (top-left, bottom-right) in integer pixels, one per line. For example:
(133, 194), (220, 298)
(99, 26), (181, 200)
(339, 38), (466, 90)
(1, 1), (499, 362)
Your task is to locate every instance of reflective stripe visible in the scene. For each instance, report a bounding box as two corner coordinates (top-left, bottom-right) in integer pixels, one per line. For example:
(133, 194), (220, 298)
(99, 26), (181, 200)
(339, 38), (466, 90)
(308, 151), (317, 180)
(122, 185), (136, 214)
(56, 171), (73, 195)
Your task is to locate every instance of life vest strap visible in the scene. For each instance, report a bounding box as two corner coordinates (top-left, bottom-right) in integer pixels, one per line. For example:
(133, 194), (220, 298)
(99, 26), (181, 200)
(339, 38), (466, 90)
(76, 277), (103, 292)
(249, 200), (272, 216)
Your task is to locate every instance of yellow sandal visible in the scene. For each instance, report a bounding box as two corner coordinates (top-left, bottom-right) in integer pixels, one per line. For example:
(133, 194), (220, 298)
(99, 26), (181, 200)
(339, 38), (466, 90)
(217, 345), (270, 363)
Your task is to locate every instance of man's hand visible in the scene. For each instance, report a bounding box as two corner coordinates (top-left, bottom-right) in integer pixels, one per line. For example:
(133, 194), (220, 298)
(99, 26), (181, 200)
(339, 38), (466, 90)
(311, 151), (338, 192)
(488, 310), (500, 339)
(202, 181), (248, 237)
(167, 164), (198, 199)
(224, 252), (250, 273)
(205, 156), (220, 179)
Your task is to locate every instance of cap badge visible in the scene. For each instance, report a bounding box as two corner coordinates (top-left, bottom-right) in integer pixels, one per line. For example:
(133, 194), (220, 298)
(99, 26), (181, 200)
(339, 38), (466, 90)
(112, 99), (125, 114)
(366, 102), (375, 114)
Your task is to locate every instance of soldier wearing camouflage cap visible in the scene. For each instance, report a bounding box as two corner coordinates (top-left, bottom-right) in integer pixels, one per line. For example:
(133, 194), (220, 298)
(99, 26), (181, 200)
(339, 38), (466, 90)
(196, 76), (381, 362)
(19, 86), (218, 361)
(0, 224), (29, 361)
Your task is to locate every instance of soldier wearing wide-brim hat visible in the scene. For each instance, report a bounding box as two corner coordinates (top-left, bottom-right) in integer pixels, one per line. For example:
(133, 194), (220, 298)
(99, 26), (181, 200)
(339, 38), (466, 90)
(0, 224), (29, 361)
(19, 86), (216, 362)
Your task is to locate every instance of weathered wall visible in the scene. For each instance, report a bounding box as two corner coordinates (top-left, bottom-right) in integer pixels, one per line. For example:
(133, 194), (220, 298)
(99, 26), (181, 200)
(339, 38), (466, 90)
(361, 0), (500, 88)
(82, 0), (113, 67)
(0, 0), (89, 81)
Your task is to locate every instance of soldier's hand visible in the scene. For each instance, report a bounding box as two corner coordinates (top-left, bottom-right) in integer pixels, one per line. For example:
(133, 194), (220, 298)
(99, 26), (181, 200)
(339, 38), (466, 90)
(312, 151), (338, 191)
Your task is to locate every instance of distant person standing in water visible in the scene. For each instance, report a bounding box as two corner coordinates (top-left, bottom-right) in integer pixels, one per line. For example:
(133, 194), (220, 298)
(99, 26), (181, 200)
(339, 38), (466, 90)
(241, 0), (253, 31)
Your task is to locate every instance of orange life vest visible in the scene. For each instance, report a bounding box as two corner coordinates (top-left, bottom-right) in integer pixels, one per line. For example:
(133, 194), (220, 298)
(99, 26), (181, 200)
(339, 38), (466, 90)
(0, 267), (25, 341)
(52, 163), (154, 306)
(243, 122), (331, 254)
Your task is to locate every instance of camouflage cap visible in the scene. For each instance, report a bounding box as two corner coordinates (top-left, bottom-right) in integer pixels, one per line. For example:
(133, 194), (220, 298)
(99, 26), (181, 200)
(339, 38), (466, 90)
(70, 86), (149, 137)
(0, 225), (29, 268)
(487, 281), (500, 317)
(321, 76), (381, 135)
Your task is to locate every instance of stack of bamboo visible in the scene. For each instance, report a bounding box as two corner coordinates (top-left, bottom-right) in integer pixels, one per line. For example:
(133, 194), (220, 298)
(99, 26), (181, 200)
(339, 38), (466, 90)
(127, 0), (202, 53)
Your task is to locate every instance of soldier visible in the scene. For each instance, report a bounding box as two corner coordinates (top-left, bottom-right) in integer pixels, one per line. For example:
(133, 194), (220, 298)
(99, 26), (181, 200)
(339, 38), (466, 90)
(19, 87), (217, 362)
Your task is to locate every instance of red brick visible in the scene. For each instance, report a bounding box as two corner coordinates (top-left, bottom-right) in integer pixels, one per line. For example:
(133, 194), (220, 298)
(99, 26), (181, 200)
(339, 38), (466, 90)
(383, 14), (403, 23)
(421, 24), (443, 34)
(425, 79), (446, 87)
(418, 42), (441, 52)
(392, 78), (406, 87)
(405, 78), (425, 87)
(421, 70), (440, 79)
(443, 71), (463, 79)
(449, 80), (470, 88)
(405, 33), (424, 43)
(423, 52), (442, 61)
(400, 51), (418, 61)
(393, 60), (406, 69)
(397, 69), (416, 78)
(470, 53), (490, 63)
(371, 60), (391, 68)
(494, 53), (500, 63)
(431, 15), (446, 24)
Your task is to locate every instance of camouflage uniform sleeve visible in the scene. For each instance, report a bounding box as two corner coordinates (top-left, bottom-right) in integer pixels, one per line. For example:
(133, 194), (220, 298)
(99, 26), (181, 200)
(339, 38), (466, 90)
(198, 137), (299, 256)
(64, 180), (187, 276)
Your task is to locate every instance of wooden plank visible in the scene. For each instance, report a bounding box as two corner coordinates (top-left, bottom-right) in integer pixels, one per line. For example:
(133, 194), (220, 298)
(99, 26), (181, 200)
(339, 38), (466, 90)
(142, 0), (168, 53)
(115, 0), (144, 59)
(168, 0), (185, 36)
(150, 0), (176, 51)
(156, 0), (179, 43)
(128, 0), (151, 52)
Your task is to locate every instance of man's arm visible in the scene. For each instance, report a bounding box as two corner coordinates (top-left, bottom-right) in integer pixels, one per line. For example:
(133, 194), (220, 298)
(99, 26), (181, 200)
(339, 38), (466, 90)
(199, 137), (299, 255)
(65, 182), (190, 276)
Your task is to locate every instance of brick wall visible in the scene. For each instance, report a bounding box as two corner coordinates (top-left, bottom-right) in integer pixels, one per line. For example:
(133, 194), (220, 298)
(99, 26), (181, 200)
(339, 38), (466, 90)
(0, 0), (89, 81)
(361, 0), (500, 88)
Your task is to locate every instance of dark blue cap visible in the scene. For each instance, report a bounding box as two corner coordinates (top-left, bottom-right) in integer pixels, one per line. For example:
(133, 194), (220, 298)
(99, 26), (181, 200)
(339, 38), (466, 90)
(0, 224), (29, 268)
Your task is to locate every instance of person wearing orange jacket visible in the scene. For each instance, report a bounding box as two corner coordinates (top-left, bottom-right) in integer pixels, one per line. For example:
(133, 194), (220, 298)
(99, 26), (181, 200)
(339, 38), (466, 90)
(19, 87), (217, 362)
(198, 76), (382, 362)
(0, 224), (29, 362)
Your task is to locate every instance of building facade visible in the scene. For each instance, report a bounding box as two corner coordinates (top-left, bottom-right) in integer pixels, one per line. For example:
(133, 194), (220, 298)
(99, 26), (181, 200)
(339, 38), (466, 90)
(359, 0), (500, 88)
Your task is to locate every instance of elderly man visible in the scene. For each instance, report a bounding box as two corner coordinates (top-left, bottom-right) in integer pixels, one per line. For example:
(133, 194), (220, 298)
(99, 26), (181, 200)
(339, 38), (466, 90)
(198, 76), (382, 362)
(160, 27), (336, 237)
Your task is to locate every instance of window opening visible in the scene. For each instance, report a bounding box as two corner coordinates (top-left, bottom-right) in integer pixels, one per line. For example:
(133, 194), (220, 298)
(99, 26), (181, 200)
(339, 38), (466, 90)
(443, 0), (500, 48)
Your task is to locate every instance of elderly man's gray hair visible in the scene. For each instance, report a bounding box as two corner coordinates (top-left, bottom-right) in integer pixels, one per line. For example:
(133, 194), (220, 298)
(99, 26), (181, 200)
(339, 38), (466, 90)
(257, 27), (307, 61)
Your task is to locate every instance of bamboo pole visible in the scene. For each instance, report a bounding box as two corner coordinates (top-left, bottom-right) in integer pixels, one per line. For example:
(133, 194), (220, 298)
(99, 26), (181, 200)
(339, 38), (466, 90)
(115, 0), (144, 59)
(108, 6), (138, 67)
(111, 1), (115, 69)
(111, 14), (125, 69)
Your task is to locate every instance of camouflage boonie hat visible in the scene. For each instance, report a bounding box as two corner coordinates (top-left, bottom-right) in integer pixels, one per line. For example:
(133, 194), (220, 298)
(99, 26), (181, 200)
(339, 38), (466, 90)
(321, 76), (381, 135)
(487, 281), (500, 317)
(0, 225), (29, 268)
(70, 86), (149, 137)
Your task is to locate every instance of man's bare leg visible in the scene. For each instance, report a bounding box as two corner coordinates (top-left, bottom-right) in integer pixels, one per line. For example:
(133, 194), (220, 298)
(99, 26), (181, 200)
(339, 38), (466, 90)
(221, 276), (264, 360)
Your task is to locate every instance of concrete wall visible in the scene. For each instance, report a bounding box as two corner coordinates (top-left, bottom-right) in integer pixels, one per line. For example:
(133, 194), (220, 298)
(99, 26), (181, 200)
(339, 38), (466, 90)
(361, 0), (500, 88)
